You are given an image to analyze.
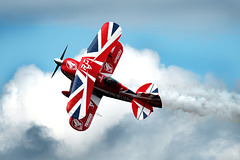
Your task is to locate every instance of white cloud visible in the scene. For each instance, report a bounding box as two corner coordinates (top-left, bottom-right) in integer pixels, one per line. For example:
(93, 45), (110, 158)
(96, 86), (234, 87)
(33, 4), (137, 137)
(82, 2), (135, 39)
(0, 64), (130, 158)
(0, 45), (240, 159)
(233, 80), (240, 93)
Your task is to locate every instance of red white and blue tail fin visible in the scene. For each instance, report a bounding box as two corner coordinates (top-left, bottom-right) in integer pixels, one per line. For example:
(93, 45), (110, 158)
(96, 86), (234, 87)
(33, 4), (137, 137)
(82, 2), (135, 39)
(132, 83), (162, 120)
(136, 83), (159, 95)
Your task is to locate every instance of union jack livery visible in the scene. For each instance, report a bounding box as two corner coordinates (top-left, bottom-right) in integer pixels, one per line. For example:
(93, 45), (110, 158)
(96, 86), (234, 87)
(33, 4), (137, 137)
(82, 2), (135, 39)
(52, 22), (162, 131)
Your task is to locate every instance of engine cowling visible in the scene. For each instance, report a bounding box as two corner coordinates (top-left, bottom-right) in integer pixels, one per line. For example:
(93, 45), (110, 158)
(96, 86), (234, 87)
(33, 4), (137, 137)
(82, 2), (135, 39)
(61, 58), (79, 80)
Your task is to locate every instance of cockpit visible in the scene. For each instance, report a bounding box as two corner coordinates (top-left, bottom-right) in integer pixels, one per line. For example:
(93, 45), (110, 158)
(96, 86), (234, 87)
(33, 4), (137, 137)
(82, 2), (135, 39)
(103, 77), (121, 90)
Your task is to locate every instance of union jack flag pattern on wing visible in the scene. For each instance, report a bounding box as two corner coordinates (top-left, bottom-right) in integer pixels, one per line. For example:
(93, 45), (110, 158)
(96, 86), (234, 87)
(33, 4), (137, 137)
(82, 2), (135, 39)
(66, 22), (122, 119)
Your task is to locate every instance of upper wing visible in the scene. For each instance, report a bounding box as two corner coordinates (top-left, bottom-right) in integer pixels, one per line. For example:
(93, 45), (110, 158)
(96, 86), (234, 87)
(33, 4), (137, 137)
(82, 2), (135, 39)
(66, 22), (122, 119)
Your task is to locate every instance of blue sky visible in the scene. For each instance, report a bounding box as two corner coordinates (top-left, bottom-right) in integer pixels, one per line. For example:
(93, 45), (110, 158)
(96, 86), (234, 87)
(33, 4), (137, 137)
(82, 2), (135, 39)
(1, 0), (240, 159)
(1, 22), (240, 92)
(1, 8), (240, 92)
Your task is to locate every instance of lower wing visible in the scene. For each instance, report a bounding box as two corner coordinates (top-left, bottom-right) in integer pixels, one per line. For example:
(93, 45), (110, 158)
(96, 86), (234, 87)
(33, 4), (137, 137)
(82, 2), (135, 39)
(69, 92), (102, 131)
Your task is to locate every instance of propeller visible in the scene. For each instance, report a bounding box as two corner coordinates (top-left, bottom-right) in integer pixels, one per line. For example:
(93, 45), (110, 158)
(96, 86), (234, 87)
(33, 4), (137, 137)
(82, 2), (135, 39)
(51, 45), (68, 78)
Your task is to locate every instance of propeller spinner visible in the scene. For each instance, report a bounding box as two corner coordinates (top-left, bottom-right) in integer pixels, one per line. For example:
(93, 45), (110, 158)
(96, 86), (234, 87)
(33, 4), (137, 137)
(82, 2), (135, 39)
(51, 45), (68, 78)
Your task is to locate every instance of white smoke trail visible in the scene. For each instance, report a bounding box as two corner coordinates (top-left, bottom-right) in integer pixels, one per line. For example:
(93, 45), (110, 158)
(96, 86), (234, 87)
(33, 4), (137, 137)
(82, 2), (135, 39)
(116, 45), (240, 121)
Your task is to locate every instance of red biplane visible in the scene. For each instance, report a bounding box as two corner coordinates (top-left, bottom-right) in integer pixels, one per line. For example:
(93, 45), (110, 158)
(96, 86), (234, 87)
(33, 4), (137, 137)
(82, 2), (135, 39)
(52, 22), (162, 131)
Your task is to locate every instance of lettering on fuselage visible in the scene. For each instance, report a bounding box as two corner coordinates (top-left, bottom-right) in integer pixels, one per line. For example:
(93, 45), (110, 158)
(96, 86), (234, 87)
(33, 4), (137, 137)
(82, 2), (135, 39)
(93, 87), (133, 103)
(107, 91), (132, 102)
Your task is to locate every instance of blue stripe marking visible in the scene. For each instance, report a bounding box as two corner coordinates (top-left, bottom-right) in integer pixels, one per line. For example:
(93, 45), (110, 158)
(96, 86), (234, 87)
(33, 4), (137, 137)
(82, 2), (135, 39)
(143, 111), (148, 119)
(87, 35), (98, 53)
(152, 88), (158, 93)
(70, 75), (83, 94)
(111, 23), (119, 36)
(72, 105), (81, 119)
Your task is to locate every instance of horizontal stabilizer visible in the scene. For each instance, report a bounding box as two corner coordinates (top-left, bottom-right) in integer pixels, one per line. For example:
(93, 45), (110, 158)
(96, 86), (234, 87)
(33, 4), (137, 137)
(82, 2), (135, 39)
(132, 98), (153, 120)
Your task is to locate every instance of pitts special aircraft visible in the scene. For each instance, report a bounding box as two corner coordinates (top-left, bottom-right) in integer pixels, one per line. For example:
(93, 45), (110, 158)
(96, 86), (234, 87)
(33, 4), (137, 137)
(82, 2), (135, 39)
(52, 22), (162, 131)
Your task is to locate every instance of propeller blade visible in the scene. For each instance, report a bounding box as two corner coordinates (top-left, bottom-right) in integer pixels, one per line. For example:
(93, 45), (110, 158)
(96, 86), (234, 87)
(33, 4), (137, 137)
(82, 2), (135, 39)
(51, 65), (60, 78)
(51, 45), (68, 78)
(60, 45), (68, 60)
